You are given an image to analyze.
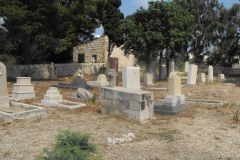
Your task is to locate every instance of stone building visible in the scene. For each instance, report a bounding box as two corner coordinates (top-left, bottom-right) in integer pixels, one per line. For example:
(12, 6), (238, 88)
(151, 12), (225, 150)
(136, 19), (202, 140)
(72, 36), (135, 70)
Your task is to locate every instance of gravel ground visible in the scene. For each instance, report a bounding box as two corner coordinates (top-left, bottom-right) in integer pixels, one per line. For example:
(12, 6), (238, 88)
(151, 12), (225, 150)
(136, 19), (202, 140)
(0, 77), (240, 160)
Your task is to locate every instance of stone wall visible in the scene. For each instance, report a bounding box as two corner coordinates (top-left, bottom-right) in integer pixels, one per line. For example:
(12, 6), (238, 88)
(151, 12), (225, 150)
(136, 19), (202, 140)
(6, 63), (105, 80)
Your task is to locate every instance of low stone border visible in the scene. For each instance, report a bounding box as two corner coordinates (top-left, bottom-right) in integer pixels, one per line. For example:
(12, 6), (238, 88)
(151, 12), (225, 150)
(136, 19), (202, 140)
(0, 102), (46, 123)
(42, 100), (86, 109)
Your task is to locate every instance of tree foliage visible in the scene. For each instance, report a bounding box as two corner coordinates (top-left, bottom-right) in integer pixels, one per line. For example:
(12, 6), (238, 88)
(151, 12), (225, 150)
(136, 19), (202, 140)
(120, 1), (194, 72)
(102, 0), (124, 60)
(0, 0), (105, 64)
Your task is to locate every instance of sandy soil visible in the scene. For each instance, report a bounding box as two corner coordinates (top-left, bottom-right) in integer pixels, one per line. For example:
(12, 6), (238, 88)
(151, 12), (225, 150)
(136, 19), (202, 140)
(0, 77), (240, 160)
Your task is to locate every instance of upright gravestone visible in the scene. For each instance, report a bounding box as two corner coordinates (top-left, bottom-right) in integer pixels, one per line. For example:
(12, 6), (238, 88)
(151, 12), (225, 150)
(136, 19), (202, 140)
(107, 69), (117, 88)
(184, 61), (189, 73)
(160, 65), (167, 80)
(143, 73), (153, 85)
(168, 72), (181, 96)
(12, 77), (36, 99)
(154, 72), (185, 114)
(0, 61), (10, 108)
(208, 65), (213, 83)
(197, 73), (206, 83)
(187, 64), (198, 85)
(122, 67), (140, 90)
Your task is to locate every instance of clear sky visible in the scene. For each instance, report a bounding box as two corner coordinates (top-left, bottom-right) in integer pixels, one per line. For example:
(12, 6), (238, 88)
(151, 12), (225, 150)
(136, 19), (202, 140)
(94, 0), (240, 35)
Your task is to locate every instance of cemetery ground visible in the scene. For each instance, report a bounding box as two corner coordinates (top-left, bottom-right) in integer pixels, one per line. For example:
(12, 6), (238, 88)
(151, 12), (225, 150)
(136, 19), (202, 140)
(1, 75), (240, 160)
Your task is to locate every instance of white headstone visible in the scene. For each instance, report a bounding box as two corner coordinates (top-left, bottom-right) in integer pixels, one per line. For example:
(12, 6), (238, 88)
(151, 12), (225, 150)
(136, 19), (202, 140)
(197, 73), (206, 83)
(143, 73), (153, 85)
(160, 65), (167, 80)
(208, 66), (213, 83)
(97, 74), (108, 83)
(0, 61), (10, 107)
(168, 72), (181, 96)
(184, 61), (189, 73)
(12, 77), (35, 99)
(122, 67), (140, 89)
(43, 87), (62, 104)
(218, 74), (225, 81)
(187, 64), (198, 85)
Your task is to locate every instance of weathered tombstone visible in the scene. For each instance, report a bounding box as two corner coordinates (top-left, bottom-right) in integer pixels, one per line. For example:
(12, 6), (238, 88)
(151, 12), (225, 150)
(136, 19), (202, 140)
(97, 74), (108, 83)
(208, 65), (213, 83)
(50, 62), (56, 79)
(184, 61), (189, 73)
(107, 69), (117, 87)
(197, 73), (206, 83)
(154, 72), (185, 114)
(12, 77), (35, 99)
(122, 67), (140, 89)
(0, 61), (10, 108)
(218, 74), (225, 81)
(160, 64), (167, 80)
(143, 73), (153, 85)
(187, 64), (198, 85)
(168, 72), (181, 96)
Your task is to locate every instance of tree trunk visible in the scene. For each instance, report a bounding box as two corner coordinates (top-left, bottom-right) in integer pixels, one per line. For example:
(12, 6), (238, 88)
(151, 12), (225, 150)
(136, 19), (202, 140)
(22, 38), (32, 64)
(145, 52), (151, 73)
(158, 50), (163, 80)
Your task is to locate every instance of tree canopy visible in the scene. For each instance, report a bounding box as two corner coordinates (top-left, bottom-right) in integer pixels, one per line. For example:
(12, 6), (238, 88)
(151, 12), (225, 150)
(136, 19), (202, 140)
(0, 0), (105, 64)
(120, 1), (194, 72)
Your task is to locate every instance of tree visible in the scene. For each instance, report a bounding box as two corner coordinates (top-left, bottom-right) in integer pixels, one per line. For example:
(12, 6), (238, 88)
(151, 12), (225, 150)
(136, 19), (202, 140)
(102, 0), (124, 65)
(120, 1), (194, 74)
(0, 0), (105, 64)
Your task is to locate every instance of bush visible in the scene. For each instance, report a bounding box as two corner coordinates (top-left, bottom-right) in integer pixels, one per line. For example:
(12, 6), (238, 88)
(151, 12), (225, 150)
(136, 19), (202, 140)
(38, 130), (96, 160)
(0, 54), (17, 65)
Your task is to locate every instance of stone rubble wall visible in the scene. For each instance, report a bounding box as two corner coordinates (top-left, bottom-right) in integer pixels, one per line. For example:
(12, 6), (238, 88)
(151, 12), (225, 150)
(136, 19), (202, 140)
(6, 63), (105, 80)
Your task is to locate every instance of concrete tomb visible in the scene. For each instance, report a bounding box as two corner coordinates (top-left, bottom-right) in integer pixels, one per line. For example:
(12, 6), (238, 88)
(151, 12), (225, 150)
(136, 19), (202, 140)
(0, 62), (45, 122)
(12, 77), (35, 100)
(143, 73), (153, 86)
(0, 61), (10, 108)
(100, 87), (154, 122)
(187, 64), (198, 85)
(122, 67), (140, 90)
(154, 72), (185, 115)
(87, 74), (108, 87)
(184, 61), (189, 73)
(160, 65), (167, 80)
(197, 73), (206, 83)
(42, 87), (86, 109)
(208, 65), (214, 83)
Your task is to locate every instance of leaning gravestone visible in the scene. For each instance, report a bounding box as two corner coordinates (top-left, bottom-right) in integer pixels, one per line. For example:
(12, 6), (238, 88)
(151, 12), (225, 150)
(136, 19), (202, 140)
(0, 61), (10, 108)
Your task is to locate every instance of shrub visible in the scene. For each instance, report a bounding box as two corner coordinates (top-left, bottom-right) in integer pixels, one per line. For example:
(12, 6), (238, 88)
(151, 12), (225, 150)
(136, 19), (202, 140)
(38, 130), (96, 160)
(0, 54), (17, 65)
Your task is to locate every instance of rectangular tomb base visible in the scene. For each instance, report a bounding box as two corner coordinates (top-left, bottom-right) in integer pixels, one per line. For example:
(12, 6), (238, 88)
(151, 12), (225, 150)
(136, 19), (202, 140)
(42, 100), (86, 109)
(0, 101), (45, 123)
(100, 87), (154, 123)
(12, 92), (35, 100)
(154, 95), (185, 115)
